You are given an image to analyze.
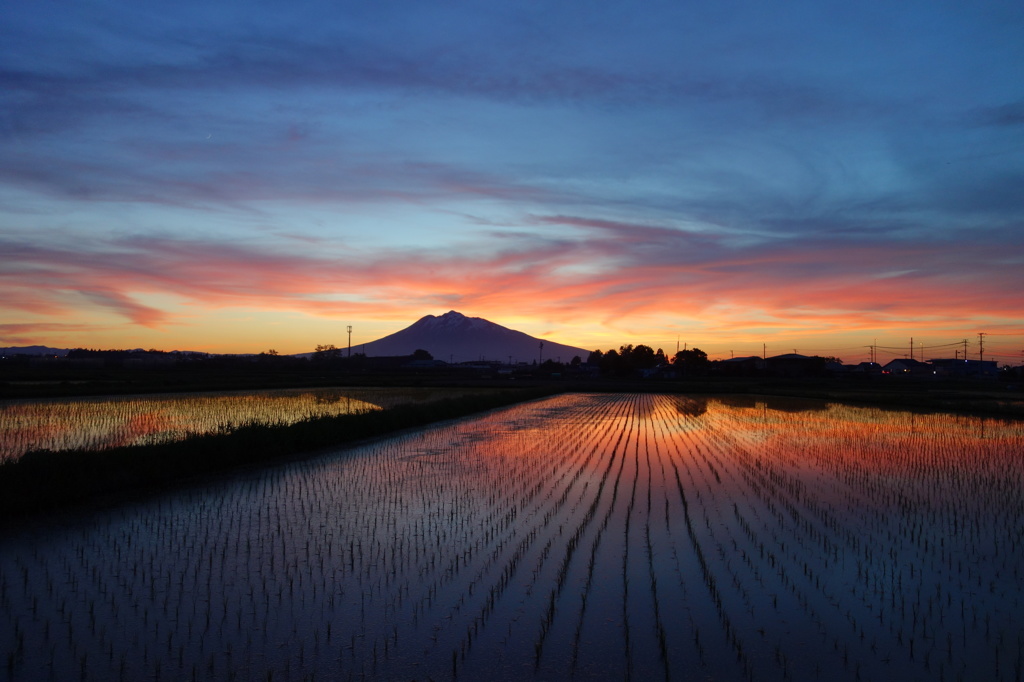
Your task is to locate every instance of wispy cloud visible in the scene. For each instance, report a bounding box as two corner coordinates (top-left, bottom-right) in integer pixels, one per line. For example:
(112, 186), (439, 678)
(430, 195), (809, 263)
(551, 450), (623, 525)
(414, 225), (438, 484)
(4, 217), (1020, 345)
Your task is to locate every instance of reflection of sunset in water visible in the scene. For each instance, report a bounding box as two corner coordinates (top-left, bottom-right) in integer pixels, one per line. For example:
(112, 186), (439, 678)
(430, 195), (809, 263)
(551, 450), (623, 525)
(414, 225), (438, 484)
(0, 388), (391, 461)
(1, 393), (1022, 681)
(708, 398), (1024, 480)
(690, 398), (1024, 515)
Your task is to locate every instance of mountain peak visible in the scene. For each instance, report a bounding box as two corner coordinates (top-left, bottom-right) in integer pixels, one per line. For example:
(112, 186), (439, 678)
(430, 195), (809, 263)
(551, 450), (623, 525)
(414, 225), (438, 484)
(415, 310), (487, 330)
(360, 312), (588, 363)
(423, 310), (468, 323)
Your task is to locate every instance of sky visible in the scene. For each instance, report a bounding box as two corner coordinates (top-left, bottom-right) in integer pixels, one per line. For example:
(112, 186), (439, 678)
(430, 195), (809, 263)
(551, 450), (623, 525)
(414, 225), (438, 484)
(2, 1), (1023, 364)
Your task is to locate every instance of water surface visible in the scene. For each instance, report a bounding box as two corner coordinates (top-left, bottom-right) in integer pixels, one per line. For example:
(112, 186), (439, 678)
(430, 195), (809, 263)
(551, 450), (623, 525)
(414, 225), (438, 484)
(2, 393), (1021, 681)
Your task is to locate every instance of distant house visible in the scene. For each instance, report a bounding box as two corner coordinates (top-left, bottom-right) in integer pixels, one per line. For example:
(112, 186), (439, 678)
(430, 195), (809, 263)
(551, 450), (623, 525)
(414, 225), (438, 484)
(882, 358), (933, 376)
(712, 356), (765, 377)
(849, 362), (883, 376)
(928, 358), (999, 379)
(765, 353), (823, 377)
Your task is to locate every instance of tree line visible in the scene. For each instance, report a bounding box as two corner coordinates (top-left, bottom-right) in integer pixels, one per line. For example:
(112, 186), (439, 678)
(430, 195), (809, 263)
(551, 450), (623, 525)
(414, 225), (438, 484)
(587, 345), (708, 376)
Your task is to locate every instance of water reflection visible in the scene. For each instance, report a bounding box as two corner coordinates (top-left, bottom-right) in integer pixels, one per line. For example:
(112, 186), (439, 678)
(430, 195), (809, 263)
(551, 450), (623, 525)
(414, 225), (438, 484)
(671, 395), (708, 417)
(0, 393), (1022, 681)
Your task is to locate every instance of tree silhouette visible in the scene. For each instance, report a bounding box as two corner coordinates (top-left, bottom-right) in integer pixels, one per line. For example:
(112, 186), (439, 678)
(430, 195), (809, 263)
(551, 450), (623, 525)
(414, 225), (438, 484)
(313, 344), (341, 361)
(673, 347), (709, 375)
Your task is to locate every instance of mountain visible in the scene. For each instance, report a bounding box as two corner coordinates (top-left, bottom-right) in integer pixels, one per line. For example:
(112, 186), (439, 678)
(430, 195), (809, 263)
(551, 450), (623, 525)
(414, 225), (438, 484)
(358, 311), (589, 364)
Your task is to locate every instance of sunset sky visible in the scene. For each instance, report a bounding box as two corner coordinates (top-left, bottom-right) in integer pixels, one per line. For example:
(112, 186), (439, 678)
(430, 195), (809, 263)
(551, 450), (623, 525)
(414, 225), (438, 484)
(3, 1), (1023, 364)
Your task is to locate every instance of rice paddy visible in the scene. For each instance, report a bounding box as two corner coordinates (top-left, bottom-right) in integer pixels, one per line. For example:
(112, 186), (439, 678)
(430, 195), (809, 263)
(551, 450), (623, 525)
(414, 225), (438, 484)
(1, 392), (1022, 681)
(0, 387), (485, 463)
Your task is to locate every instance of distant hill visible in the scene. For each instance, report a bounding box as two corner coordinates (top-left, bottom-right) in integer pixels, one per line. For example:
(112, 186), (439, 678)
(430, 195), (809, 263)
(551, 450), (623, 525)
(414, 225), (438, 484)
(1, 346), (70, 357)
(1, 347), (211, 358)
(357, 311), (589, 364)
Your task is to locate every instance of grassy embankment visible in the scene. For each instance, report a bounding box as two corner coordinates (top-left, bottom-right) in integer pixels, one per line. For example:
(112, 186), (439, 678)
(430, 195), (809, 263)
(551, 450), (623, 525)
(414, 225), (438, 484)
(0, 385), (560, 522)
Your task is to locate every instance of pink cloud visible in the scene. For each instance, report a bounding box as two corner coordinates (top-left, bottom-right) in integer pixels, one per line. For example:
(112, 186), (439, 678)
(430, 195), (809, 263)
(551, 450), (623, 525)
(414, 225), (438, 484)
(2, 217), (1021, 352)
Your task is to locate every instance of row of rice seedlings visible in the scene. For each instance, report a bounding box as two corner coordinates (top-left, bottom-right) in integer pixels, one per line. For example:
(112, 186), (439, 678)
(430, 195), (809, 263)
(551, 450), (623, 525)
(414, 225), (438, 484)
(685, 398), (1024, 682)
(493, 395), (630, 674)
(705, 441), (836, 680)
(413, 393), (633, 679)
(666, 418), (757, 679)
(319, 392), (629, 679)
(713, 407), (915, 680)
(391, 393), (628, 678)
(546, 396), (639, 678)
(576, 394), (1024, 682)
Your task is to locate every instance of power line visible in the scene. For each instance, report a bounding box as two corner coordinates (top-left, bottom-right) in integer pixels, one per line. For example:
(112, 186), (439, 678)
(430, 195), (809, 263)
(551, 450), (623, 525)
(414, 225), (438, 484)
(772, 345), (870, 352)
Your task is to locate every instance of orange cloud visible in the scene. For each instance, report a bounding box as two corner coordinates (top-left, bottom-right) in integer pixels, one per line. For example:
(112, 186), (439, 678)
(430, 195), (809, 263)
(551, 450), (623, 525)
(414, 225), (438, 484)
(2, 216), (1021, 357)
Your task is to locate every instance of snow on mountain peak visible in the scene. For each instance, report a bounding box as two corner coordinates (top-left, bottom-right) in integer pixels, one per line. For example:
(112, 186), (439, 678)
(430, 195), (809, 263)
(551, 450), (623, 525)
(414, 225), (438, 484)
(420, 310), (477, 329)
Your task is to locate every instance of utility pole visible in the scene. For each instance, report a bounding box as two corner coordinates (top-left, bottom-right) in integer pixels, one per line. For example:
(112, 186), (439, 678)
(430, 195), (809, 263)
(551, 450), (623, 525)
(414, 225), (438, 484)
(909, 337), (913, 360)
(347, 325), (352, 357)
(979, 332), (987, 363)
(538, 341), (544, 365)
(963, 338), (969, 362)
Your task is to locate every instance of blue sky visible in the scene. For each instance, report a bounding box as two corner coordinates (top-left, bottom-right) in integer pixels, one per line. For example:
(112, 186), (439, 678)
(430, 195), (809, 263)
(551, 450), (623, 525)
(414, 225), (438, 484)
(2, 1), (1023, 362)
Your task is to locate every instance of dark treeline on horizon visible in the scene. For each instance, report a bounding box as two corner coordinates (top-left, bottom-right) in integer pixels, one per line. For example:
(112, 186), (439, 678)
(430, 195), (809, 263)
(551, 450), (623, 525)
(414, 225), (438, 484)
(587, 344), (710, 376)
(4, 343), (856, 387)
(5, 344), (1020, 386)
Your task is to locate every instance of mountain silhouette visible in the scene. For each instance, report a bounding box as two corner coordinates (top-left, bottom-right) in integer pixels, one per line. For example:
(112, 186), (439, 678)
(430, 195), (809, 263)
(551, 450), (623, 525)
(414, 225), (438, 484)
(0, 345), (70, 357)
(358, 311), (589, 364)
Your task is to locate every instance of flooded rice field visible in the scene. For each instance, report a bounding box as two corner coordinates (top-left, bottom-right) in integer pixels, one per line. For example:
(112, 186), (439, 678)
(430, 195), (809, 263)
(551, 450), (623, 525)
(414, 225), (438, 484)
(0, 387), (483, 463)
(2, 393), (1023, 681)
